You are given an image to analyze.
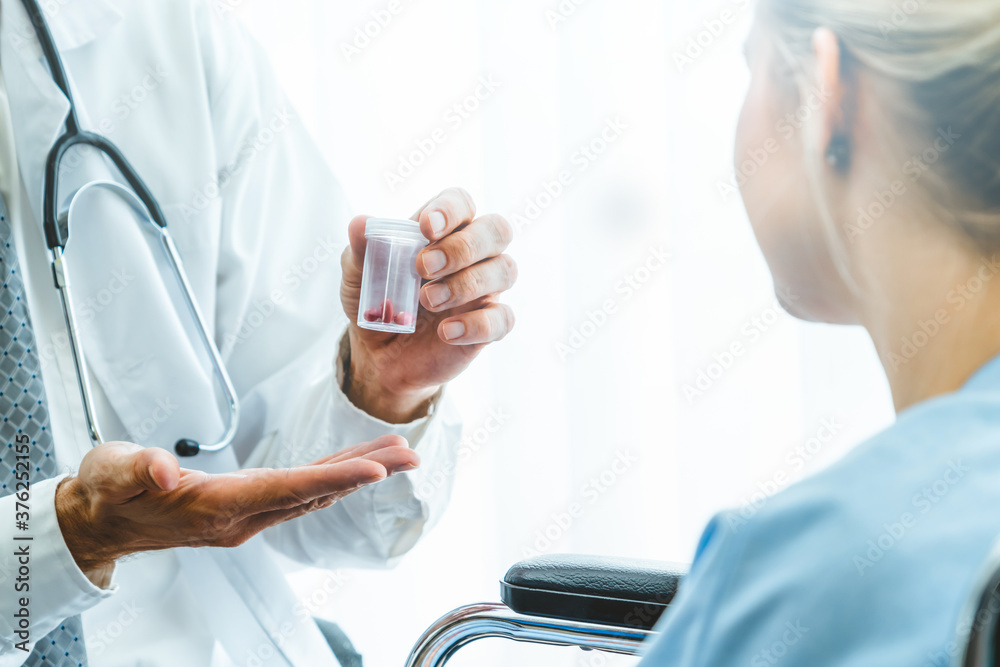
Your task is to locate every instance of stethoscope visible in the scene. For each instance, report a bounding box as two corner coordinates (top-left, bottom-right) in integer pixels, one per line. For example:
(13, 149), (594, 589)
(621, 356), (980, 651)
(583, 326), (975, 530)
(22, 0), (239, 457)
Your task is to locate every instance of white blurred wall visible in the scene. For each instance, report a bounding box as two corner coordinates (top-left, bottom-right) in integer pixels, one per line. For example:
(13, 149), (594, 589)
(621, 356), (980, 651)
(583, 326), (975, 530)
(228, 1), (896, 664)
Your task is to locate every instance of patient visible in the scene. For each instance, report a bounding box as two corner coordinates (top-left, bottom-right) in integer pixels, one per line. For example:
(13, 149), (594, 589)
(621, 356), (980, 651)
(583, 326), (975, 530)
(639, 0), (1000, 664)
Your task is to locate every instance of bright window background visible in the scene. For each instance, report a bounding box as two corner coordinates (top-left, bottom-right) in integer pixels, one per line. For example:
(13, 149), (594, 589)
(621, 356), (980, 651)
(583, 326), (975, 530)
(232, 1), (896, 665)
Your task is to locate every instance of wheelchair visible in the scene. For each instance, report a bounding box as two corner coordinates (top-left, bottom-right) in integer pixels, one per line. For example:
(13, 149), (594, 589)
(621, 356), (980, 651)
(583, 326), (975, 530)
(404, 547), (1000, 666)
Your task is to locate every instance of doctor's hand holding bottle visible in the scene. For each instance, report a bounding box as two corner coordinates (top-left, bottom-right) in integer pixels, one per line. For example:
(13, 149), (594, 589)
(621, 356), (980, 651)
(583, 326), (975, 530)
(341, 187), (518, 423)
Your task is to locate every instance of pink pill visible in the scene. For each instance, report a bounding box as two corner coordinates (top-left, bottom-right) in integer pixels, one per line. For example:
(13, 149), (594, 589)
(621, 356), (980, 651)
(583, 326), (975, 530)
(394, 312), (415, 326)
(379, 299), (395, 323)
(363, 307), (382, 322)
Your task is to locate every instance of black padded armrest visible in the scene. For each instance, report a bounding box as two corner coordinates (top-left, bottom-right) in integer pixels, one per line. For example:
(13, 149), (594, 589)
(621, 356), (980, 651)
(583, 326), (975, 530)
(501, 554), (686, 631)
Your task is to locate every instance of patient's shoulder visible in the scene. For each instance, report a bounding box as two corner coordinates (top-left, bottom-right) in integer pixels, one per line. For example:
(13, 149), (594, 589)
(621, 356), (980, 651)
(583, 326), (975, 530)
(648, 391), (1000, 665)
(706, 390), (1000, 645)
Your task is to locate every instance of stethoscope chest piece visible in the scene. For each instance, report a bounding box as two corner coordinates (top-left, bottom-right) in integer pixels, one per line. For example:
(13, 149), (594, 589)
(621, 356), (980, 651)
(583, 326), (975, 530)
(175, 439), (202, 457)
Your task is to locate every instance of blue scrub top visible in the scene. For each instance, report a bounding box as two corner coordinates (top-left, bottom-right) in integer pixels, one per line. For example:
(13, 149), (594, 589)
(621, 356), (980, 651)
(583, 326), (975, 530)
(639, 354), (1000, 666)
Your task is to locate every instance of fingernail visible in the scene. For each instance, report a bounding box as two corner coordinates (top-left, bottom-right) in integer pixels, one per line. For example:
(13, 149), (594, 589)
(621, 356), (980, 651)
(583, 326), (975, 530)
(425, 283), (451, 308)
(428, 210), (446, 236)
(422, 249), (447, 275)
(442, 321), (466, 341)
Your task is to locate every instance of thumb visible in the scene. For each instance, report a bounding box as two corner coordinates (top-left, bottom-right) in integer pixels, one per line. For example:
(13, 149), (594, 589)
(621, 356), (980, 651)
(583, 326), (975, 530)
(344, 214), (369, 280)
(126, 447), (180, 493)
(341, 215), (369, 322)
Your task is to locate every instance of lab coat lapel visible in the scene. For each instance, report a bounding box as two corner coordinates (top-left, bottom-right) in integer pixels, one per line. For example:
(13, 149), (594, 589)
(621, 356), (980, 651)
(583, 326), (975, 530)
(35, 0), (123, 51)
(1, 0), (123, 227)
(1, 1), (70, 228)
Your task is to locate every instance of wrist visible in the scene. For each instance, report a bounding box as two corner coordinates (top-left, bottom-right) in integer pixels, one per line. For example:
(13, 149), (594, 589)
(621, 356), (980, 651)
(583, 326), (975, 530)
(344, 345), (439, 423)
(56, 476), (126, 575)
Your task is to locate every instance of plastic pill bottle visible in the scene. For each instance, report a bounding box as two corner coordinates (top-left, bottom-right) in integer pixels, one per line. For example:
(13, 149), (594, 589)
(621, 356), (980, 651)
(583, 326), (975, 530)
(357, 218), (429, 334)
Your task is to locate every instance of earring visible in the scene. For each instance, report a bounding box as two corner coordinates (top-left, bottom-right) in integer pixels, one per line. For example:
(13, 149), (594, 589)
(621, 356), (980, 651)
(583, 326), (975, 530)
(825, 135), (851, 171)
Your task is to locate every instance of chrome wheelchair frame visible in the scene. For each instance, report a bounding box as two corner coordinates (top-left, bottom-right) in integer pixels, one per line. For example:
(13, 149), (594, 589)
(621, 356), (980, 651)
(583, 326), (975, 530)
(405, 547), (1000, 667)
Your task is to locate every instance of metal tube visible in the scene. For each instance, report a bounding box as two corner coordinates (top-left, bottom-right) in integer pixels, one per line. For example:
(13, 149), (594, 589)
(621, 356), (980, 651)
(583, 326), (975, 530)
(404, 603), (653, 667)
(158, 233), (240, 452)
(52, 247), (105, 445)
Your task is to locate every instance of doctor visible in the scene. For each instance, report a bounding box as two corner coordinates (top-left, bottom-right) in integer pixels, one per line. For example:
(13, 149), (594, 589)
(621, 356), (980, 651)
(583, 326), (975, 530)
(0, 0), (517, 666)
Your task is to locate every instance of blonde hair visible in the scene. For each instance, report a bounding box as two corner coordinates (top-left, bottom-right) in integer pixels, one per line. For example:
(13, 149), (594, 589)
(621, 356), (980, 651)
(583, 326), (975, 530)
(758, 0), (1000, 259)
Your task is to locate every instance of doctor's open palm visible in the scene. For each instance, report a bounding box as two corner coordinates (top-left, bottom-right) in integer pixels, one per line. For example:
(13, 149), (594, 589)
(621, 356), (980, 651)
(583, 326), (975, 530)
(55, 437), (418, 577)
(341, 188), (518, 423)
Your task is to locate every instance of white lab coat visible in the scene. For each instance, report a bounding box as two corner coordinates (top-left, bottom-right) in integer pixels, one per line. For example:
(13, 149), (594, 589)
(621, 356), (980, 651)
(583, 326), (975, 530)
(0, 1), (463, 665)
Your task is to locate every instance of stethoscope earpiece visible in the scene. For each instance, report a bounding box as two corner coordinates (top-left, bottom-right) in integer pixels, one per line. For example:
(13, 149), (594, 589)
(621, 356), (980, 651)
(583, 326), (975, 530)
(175, 439), (201, 457)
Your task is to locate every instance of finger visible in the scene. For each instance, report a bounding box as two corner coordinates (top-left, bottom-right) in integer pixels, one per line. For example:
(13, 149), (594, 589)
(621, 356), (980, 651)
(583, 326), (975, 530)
(360, 443), (420, 474)
(343, 214), (370, 282)
(438, 302), (516, 345)
(107, 444), (179, 493)
(239, 449), (418, 536)
(304, 435), (410, 466)
(421, 254), (518, 312)
(413, 187), (476, 243)
(417, 214), (513, 280)
(138, 448), (181, 492)
(237, 450), (417, 537)
(236, 458), (389, 513)
(239, 494), (351, 538)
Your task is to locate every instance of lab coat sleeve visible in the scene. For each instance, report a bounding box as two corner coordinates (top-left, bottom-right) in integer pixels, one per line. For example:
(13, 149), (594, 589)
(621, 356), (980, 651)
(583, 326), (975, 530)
(0, 476), (116, 664)
(191, 4), (464, 568)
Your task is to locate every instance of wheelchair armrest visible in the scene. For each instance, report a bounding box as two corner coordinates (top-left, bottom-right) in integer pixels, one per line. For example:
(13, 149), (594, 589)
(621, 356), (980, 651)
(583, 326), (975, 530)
(500, 554), (687, 631)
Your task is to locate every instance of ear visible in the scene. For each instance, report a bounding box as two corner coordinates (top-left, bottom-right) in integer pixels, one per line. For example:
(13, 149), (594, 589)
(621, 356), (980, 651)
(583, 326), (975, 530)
(812, 28), (851, 159)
